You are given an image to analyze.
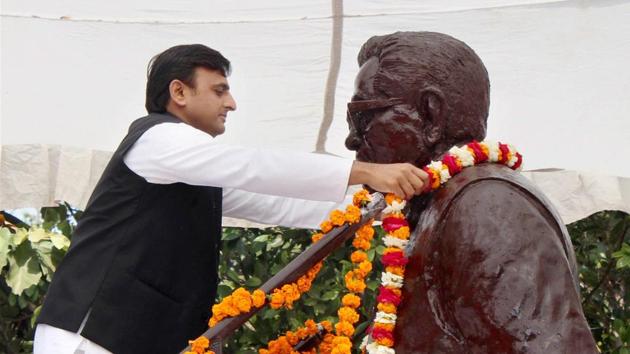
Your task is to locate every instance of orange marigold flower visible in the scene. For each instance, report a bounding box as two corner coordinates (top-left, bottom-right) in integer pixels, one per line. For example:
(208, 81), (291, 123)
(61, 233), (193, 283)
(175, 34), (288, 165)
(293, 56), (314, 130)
(297, 276), (312, 292)
(341, 293), (361, 308)
(352, 238), (372, 251)
(311, 232), (323, 243)
(356, 223), (375, 240)
(285, 331), (299, 346)
(334, 321), (355, 337)
(353, 189), (371, 207)
(376, 337), (394, 347)
(270, 289), (285, 309)
(232, 287), (252, 313)
(305, 319), (318, 333)
(320, 220), (333, 233)
(385, 193), (404, 205)
(321, 320), (333, 332)
(391, 226), (410, 239)
(330, 209), (346, 226)
(252, 289), (266, 308)
(189, 336), (210, 353)
(208, 317), (218, 328)
(377, 302), (397, 314)
(386, 265), (405, 276)
(373, 322), (395, 331)
(350, 250), (368, 263)
(338, 306), (360, 324)
(344, 205), (361, 224)
(331, 335), (353, 353)
(358, 260), (372, 275)
(259, 350), (270, 354)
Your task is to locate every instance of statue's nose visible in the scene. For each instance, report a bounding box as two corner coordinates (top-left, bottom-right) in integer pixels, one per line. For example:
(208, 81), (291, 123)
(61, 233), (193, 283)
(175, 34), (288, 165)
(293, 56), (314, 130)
(345, 132), (362, 151)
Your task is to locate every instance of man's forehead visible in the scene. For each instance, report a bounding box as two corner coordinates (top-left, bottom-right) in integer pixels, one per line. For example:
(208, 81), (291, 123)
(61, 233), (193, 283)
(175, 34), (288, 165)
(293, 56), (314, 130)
(195, 67), (229, 85)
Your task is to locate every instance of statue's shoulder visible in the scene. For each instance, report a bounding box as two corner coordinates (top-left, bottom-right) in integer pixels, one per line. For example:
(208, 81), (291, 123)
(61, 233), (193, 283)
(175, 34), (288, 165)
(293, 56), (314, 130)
(427, 163), (562, 226)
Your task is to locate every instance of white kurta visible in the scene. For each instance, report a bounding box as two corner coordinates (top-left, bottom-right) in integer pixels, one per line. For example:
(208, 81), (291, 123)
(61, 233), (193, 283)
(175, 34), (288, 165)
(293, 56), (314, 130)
(35, 121), (355, 353)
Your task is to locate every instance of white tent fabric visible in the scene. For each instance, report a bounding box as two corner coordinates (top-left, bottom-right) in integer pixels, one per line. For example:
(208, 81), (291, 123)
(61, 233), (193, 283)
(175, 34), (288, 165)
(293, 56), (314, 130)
(2, 0), (630, 223)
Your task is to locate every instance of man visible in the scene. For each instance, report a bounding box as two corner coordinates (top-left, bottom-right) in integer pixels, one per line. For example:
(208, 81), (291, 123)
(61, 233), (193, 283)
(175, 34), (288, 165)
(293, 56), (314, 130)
(34, 44), (428, 353)
(346, 32), (598, 353)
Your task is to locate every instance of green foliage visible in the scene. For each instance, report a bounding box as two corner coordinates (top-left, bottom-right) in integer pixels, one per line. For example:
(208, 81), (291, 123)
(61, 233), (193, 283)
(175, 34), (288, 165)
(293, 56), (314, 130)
(1, 205), (628, 353)
(0, 206), (75, 354)
(217, 226), (385, 353)
(569, 210), (630, 353)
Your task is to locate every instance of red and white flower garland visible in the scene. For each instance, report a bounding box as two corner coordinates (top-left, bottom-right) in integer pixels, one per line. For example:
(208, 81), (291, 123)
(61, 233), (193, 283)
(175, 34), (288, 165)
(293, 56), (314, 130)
(362, 140), (522, 353)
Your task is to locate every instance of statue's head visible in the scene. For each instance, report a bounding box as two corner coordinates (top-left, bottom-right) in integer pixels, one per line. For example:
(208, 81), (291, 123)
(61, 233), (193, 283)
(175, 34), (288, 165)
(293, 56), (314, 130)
(345, 31), (490, 166)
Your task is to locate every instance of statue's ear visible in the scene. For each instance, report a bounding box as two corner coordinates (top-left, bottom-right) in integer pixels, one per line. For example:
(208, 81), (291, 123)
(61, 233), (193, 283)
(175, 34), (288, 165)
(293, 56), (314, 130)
(417, 87), (446, 147)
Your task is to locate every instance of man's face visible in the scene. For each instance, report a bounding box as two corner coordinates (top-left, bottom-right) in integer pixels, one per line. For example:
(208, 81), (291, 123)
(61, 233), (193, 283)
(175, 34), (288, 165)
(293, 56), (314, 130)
(345, 57), (431, 166)
(182, 67), (236, 137)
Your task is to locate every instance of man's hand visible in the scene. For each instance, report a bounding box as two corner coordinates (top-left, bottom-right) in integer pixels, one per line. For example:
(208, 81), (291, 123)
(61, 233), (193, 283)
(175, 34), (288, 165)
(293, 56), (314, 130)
(349, 161), (429, 200)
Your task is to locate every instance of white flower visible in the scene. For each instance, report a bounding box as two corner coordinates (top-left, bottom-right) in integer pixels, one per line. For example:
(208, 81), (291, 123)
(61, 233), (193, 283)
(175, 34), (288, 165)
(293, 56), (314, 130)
(485, 141), (500, 162)
(383, 235), (408, 248)
(439, 166), (451, 184)
(366, 342), (396, 354)
(382, 272), (404, 288)
(360, 335), (370, 351)
(375, 311), (397, 324)
(382, 199), (406, 215)
(449, 145), (475, 167)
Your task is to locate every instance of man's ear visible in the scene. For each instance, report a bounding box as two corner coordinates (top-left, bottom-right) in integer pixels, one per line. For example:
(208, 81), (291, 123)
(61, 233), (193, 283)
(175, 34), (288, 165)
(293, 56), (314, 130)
(168, 79), (187, 107)
(416, 87), (446, 147)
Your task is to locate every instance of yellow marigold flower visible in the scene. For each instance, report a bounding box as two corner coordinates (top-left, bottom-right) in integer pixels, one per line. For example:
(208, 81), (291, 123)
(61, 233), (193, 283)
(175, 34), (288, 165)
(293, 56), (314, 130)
(386, 265), (405, 276)
(358, 260), (372, 275)
(341, 293), (361, 308)
(350, 250), (368, 263)
(320, 220), (333, 233)
(208, 317), (218, 328)
(252, 289), (266, 308)
(270, 289), (285, 309)
(189, 336), (210, 353)
(330, 209), (346, 226)
(338, 306), (360, 324)
(334, 321), (355, 337)
(344, 205), (361, 224)
(391, 226), (410, 239)
(311, 232), (323, 243)
(377, 302), (397, 314)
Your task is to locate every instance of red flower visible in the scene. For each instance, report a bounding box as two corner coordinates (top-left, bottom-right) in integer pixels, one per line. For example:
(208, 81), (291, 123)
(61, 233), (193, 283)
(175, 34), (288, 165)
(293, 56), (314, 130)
(441, 154), (462, 175)
(382, 217), (408, 232)
(422, 166), (435, 192)
(467, 141), (488, 163)
(512, 152), (523, 170)
(371, 326), (394, 341)
(381, 251), (408, 267)
(377, 286), (402, 306)
(498, 143), (510, 164)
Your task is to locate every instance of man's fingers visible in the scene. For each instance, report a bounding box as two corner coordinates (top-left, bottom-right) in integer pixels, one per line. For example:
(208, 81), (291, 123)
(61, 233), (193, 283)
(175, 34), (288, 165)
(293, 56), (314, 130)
(399, 178), (415, 200)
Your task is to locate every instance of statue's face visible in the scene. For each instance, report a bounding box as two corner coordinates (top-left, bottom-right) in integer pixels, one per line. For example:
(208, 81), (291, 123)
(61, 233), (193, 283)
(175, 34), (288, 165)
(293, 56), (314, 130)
(345, 57), (431, 165)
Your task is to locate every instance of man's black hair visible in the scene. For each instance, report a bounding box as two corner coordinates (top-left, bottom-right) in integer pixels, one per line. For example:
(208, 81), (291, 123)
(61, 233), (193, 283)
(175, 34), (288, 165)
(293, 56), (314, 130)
(145, 44), (231, 113)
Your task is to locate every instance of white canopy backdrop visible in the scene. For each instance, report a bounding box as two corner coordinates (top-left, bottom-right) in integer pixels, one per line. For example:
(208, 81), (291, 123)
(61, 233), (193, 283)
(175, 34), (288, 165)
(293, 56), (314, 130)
(2, 0), (630, 224)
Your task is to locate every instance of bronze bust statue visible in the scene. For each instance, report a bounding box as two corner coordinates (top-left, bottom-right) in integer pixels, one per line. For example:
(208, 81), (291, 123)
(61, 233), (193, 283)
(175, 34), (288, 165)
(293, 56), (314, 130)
(346, 32), (598, 353)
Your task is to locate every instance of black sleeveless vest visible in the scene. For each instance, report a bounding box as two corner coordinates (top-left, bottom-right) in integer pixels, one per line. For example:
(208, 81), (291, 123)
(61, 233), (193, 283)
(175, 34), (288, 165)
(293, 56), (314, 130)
(38, 113), (223, 353)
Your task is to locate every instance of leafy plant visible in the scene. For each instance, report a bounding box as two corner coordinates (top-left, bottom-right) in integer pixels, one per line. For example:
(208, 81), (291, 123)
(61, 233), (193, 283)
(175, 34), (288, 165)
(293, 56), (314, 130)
(1, 205), (628, 353)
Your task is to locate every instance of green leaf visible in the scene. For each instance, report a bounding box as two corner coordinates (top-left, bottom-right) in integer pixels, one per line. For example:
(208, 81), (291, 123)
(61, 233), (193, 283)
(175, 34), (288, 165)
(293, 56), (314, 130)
(222, 231), (241, 241)
(0, 227), (11, 268)
(612, 243), (630, 269)
(12, 228), (28, 247)
(321, 290), (338, 301)
(245, 276), (262, 288)
(27, 228), (50, 243)
(50, 232), (70, 250)
(6, 242), (42, 295)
